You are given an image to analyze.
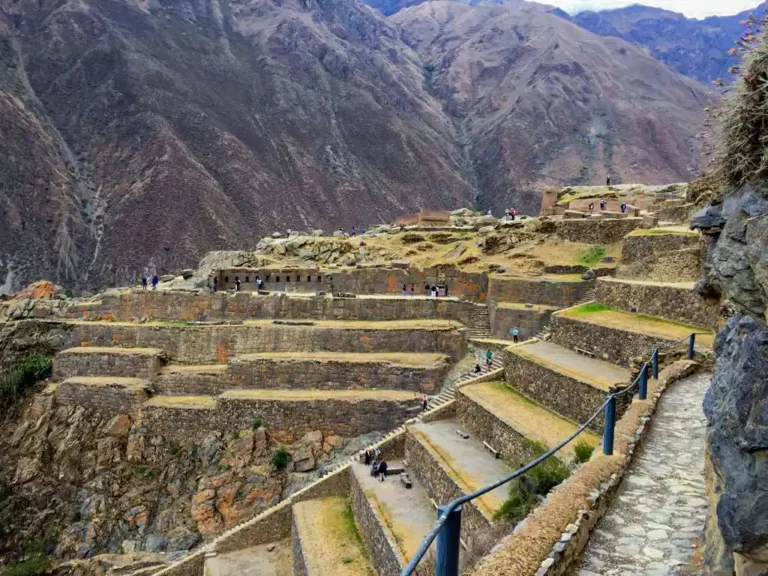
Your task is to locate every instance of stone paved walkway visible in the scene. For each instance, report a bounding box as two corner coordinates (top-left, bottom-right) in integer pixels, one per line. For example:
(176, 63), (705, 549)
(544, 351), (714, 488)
(575, 372), (711, 576)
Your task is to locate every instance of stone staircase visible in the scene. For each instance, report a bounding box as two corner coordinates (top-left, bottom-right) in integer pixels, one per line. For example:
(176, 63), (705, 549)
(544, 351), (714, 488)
(468, 304), (492, 339)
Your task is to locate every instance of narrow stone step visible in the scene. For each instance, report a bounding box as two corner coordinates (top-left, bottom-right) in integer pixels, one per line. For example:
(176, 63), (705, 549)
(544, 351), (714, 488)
(204, 539), (292, 576)
(292, 496), (375, 576)
(53, 346), (165, 379)
(458, 381), (600, 464)
(506, 340), (630, 429)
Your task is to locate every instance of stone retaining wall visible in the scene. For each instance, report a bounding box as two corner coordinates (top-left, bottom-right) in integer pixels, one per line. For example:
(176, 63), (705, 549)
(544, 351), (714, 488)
(229, 355), (450, 394)
(621, 232), (701, 264)
(65, 291), (477, 325)
(456, 390), (550, 467)
(404, 433), (491, 542)
(291, 513), (309, 576)
(596, 278), (719, 329)
(55, 379), (148, 418)
(489, 304), (555, 341)
(549, 314), (671, 367)
(616, 247), (701, 283)
(60, 322), (467, 363)
(555, 218), (643, 244)
(487, 277), (594, 308)
(152, 369), (230, 396)
(350, 470), (405, 576)
(140, 394), (422, 444)
(53, 350), (163, 379)
(504, 354), (622, 432)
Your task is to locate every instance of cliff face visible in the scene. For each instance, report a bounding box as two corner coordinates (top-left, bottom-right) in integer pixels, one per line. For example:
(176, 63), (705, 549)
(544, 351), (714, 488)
(692, 184), (768, 575)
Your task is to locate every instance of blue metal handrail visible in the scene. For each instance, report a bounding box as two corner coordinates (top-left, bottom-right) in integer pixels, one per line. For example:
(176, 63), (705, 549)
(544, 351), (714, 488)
(401, 333), (697, 576)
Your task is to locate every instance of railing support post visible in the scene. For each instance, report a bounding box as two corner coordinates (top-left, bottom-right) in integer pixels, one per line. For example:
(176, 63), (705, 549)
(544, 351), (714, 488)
(436, 505), (461, 576)
(639, 363), (648, 401)
(603, 396), (616, 456)
(688, 334), (696, 359)
(652, 349), (659, 380)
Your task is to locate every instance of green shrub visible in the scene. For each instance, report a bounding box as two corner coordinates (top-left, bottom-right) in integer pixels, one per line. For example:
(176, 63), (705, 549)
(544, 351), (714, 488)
(494, 456), (570, 524)
(579, 245), (606, 267)
(0, 355), (52, 412)
(167, 443), (180, 456)
(2, 540), (48, 576)
(271, 446), (290, 469)
(253, 418), (263, 430)
(573, 441), (595, 464)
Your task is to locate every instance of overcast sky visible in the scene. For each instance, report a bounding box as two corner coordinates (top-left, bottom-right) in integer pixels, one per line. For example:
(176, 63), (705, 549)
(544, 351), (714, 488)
(558, 0), (763, 18)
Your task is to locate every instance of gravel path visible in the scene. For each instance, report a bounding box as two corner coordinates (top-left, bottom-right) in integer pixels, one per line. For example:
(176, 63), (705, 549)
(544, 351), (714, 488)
(574, 372), (710, 576)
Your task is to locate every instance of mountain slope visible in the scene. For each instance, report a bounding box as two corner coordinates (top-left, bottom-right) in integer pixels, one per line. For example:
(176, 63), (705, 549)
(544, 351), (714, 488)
(572, 5), (765, 84)
(0, 0), (474, 291)
(391, 1), (710, 213)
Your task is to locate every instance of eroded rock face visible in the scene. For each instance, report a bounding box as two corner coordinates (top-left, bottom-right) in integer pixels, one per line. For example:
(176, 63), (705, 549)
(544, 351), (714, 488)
(696, 183), (768, 575)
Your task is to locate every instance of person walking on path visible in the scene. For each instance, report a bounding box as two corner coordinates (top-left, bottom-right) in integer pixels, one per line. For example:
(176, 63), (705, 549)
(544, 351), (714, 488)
(620, 202), (627, 214)
(606, 176), (611, 186)
(424, 283), (430, 296)
(256, 277), (263, 291)
(213, 277), (218, 293)
(151, 275), (158, 290)
(486, 349), (493, 368)
(141, 275), (148, 290)
(235, 277), (241, 292)
(588, 202), (595, 214)
(599, 200), (606, 211)
(422, 394), (429, 412)
(410, 284), (415, 297)
(403, 284), (408, 297)
(378, 460), (388, 482)
(511, 327), (519, 344)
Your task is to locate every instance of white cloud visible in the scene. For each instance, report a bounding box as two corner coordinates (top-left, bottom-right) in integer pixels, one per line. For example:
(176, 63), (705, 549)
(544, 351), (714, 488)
(556, 0), (763, 19)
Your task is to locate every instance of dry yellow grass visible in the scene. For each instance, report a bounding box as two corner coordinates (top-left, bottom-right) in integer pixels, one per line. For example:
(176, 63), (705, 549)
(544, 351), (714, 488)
(600, 277), (696, 289)
(558, 307), (715, 347)
(219, 389), (418, 401)
(236, 351), (448, 367)
(461, 382), (600, 460)
(161, 364), (228, 374)
(63, 376), (147, 387)
(59, 346), (163, 356)
(144, 395), (217, 409)
(495, 302), (559, 311)
(292, 497), (375, 576)
(244, 319), (464, 331)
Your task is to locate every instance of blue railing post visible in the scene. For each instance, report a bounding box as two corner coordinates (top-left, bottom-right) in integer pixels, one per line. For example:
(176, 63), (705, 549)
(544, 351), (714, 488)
(603, 396), (616, 456)
(687, 334), (696, 359)
(436, 505), (461, 576)
(652, 349), (659, 380)
(639, 363), (648, 401)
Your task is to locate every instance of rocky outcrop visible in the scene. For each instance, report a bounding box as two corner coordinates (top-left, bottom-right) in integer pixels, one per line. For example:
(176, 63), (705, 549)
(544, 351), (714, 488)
(693, 183), (768, 575)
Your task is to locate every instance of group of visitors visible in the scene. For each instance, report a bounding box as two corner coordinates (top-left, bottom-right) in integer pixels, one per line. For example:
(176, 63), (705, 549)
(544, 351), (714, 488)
(401, 283), (447, 297)
(505, 207), (517, 220)
(141, 275), (159, 290)
(364, 446), (389, 482)
(587, 200), (628, 215)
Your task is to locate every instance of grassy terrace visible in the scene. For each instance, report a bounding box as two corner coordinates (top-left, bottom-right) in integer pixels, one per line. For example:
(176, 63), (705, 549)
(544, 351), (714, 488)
(461, 382), (600, 461)
(219, 389), (419, 401)
(144, 395), (217, 408)
(628, 226), (698, 237)
(599, 277), (696, 289)
(496, 302), (559, 311)
(293, 497), (375, 576)
(236, 351), (448, 367)
(58, 346), (163, 355)
(63, 376), (148, 387)
(558, 303), (715, 347)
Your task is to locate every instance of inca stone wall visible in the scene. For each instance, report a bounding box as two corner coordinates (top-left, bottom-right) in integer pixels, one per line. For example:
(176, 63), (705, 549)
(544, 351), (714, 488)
(64, 291), (477, 325)
(489, 304), (555, 341)
(59, 321), (468, 363)
(54, 379), (148, 418)
(616, 247), (702, 283)
(456, 391), (545, 466)
(596, 278), (719, 329)
(404, 433), (491, 541)
(621, 232), (701, 264)
(350, 471), (405, 576)
(487, 277), (594, 307)
(555, 218), (644, 244)
(53, 349), (163, 379)
(140, 394), (422, 444)
(549, 314), (673, 367)
(229, 355), (450, 393)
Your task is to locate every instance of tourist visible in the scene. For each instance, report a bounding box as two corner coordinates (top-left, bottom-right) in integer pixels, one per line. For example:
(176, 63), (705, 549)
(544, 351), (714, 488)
(410, 284), (415, 297)
(424, 283), (430, 296)
(486, 349), (493, 368)
(600, 200), (606, 211)
(486, 209), (492, 216)
(403, 283), (408, 297)
(588, 202), (595, 214)
(445, 284), (449, 297)
(620, 203), (627, 214)
(422, 394), (429, 412)
(235, 277), (241, 292)
(474, 364), (482, 374)
(151, 275), (158, 290)
(256, 277), (263, 291)
(431, 285), (438, 298)
(141, 275), (147, 290)
(371, 461), (379, 476)
(213, 277), (218, 293)
(378, 460), (389, 482)
(364, 449), (372, 465)
(606, 176), (611, 187)
(512, 327), (519, 344)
